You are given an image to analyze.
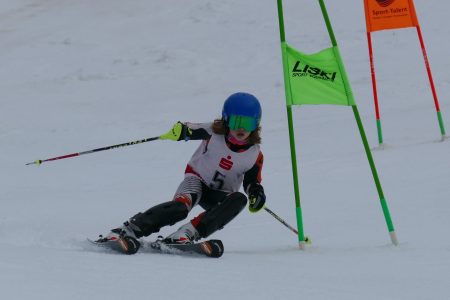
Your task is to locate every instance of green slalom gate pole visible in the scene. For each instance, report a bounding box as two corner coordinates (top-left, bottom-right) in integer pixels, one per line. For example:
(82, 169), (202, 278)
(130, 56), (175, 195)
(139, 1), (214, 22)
(318, 0), (398, 245)
(352, 106), (398, 245)
(276, 0), (307, 249)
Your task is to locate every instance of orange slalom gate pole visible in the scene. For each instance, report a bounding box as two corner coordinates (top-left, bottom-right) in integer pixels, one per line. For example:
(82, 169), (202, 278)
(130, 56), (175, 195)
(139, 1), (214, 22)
(366, 31), (384, 145)
(415, 25), (446, 139)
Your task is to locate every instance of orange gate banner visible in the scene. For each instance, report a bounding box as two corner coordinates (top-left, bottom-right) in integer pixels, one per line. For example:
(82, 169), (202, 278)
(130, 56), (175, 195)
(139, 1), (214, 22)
(364, 0), (419, 32)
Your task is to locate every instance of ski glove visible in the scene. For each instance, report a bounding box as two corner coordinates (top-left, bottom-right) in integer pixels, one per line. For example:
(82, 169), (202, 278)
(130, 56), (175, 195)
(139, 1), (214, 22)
(159, 122), (192, 141)
(248, 183), (266, 213)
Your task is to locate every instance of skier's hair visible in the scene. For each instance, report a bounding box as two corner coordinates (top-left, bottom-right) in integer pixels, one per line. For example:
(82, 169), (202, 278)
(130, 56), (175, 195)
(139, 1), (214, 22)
(212, 119), (261, 144)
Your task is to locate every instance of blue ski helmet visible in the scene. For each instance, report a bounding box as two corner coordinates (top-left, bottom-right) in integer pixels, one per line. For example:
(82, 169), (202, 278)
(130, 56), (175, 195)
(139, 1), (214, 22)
(222, 92), (262, 132)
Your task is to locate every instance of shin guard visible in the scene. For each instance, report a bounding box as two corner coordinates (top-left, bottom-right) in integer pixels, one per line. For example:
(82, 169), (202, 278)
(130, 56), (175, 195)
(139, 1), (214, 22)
(196, 192), (247, 238)
(129, 201), (189, 237)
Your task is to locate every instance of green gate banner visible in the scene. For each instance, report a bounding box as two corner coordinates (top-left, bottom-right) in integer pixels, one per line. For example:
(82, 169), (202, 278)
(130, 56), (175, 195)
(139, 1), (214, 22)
(283, 44), (355, 106)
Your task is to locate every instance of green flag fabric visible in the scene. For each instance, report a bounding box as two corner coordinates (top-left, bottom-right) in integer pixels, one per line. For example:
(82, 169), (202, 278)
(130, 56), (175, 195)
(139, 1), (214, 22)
(283, 43), (355, 106)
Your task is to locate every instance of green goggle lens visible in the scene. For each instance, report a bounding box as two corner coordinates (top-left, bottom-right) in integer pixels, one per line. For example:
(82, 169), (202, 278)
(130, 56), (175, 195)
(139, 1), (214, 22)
(228, 115), (259, 132)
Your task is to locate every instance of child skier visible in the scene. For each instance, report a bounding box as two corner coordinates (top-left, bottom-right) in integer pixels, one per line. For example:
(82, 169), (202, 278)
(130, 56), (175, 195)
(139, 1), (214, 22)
(97, 92), (266, 254)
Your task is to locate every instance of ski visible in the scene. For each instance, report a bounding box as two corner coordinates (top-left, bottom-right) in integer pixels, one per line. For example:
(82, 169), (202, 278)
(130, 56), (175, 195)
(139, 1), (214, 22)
(87, 236), (141, 255)
(149, 239), (224, 258)
(87, 237), (224, 258)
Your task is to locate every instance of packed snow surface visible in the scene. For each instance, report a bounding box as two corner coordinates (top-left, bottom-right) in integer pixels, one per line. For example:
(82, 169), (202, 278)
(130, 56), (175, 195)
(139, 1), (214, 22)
(1, 1), (449, 299)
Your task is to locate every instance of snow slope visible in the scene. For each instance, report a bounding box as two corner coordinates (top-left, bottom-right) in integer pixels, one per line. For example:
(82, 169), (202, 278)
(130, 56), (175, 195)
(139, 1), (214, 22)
(1, 0), (449, 299)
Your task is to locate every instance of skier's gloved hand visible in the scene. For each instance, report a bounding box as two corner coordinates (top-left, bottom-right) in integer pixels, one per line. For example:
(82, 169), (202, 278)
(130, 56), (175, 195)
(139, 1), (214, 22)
(159, 122), (192, 141)
(248, 183), (266, 213)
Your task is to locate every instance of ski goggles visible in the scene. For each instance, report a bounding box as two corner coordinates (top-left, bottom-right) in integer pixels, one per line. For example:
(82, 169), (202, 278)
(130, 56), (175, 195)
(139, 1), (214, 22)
(227, 115), (259, 132)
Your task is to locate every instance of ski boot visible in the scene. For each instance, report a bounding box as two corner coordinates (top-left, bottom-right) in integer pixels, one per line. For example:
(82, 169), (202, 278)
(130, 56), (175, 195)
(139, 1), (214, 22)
(95, 224), (141, 254)
(163, 222), (200, 245)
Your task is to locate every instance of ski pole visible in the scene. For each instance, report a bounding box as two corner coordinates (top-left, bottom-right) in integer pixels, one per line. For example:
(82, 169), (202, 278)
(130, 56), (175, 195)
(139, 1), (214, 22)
(264, 206), (310, 243)
(26, 136), (160, 166)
